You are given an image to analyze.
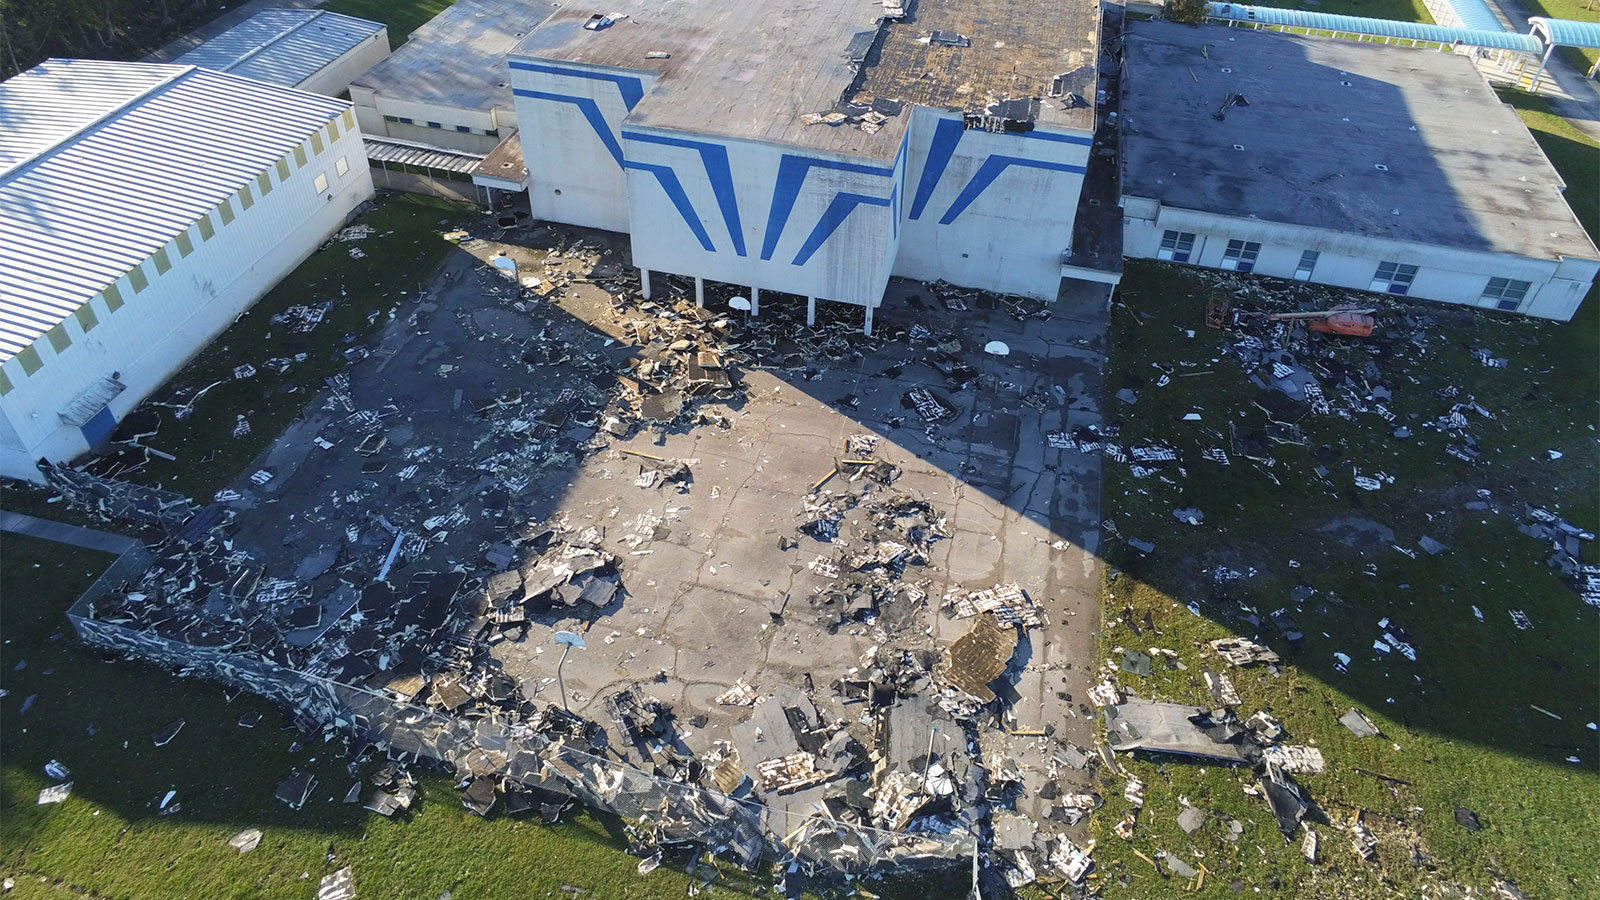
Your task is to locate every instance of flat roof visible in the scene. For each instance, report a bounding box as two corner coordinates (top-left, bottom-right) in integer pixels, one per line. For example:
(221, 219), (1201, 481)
(514, 0), (1097, 159)
(1121, 21), (1598, 262)
(350, 0), (548, 113)
(174, 8), (385, 88)
(0, 60), (348, 363)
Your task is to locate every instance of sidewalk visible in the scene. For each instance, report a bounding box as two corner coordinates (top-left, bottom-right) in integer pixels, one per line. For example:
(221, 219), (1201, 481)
(1482, 0), (1600, 141)
(0, 511), (140, 555)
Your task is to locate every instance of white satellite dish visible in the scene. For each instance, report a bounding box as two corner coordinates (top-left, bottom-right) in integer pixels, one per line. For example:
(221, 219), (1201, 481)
(554, 630), (586, 649)
(492, 255), (518, 279)
(728, 296), (752, 311)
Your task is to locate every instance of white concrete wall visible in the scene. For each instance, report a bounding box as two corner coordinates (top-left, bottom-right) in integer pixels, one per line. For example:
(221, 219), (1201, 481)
(350, 89), (508, 155)
(623, 128), (901, 308)
(1123, 200), (1598, 320)
(0, 110), (374, 481)
(296, 28), (392, 98)
(894, 110), (1091, 300)
(510, 58), (658, 233)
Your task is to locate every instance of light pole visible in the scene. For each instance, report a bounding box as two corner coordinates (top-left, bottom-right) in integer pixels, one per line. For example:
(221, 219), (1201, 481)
(553, 630), (585, 712)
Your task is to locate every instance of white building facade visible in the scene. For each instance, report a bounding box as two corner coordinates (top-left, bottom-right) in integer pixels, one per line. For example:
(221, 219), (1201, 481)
(1123, 202), (1599, 319)
(0, 60), (374, 481)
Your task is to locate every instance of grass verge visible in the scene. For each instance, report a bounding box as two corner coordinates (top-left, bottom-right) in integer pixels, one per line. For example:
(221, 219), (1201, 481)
(320, 0), (456, 47)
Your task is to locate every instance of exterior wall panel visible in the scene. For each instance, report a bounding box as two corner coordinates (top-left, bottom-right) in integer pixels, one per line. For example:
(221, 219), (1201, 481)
(0, 119), (374, 481)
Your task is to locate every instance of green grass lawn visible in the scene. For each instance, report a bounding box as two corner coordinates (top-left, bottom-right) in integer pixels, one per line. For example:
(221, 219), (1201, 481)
(99, 192), (471, 501)
(1086, 98), (1600, 897)
(321, 0), (456, 46)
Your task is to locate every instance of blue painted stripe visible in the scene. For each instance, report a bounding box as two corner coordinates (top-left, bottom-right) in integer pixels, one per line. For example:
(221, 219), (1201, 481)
(623, 161), (715, 252)
(761, 154), (895, 261)
(1019, 130), (1094, 147)
(508, 60), (645, 110)
(513, 89), (622, 166)
(938, 156), (1087, 225)
(791, 193), (892, 266)
(909, 117), (964, 221)
(622, 131), (746, 256)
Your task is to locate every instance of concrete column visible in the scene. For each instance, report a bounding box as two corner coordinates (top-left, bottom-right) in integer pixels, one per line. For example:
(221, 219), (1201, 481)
(863, 301), (874, 336)
(750, 287), (760, 317)
(806, 296), (816, 326)
(695, 277), (705, 308)
(640, 268), (653, 300)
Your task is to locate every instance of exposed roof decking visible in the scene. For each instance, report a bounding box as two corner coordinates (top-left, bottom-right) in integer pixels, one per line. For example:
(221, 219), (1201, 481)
(0, 60), (350, 362)
(174, 9), (385, 88)
(863, 0), (1098, 133)
(1121, 21), (1598, 262)
(514, 0), (1098, 159)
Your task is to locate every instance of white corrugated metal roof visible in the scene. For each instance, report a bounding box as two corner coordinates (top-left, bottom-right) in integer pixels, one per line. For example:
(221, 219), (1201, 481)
(364, 137), (484, 174)
(0, 59), (349, 363)
(174, 9), (385, 88)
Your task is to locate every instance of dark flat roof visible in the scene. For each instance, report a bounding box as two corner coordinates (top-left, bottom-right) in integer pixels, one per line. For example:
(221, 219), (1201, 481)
(1120, 21), (1597, 261)
(514, 0), (1098, 159)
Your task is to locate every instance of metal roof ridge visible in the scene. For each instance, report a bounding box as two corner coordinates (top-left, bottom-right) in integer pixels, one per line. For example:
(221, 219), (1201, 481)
(0, 61), (196, 185)
(217, 8), (336, 75)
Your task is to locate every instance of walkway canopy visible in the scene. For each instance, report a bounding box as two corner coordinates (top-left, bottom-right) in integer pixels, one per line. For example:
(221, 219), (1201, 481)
(1529, 17), (1600, 50)
(1206, 3), (1544, 52)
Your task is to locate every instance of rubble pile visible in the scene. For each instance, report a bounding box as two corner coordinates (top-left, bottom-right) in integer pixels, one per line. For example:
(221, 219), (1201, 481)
(38, 461), (196, 529)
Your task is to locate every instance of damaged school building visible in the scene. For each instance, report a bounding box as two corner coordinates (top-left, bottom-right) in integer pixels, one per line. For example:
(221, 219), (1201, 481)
(6, 0), (1600, 892)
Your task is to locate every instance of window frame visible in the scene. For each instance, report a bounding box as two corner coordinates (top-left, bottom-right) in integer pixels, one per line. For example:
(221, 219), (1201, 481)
(1481, 277), (1531, 311)
(1370, 261), (1418, 295)
(1293, 249), (1319, 281)
(1157, 229), (1196, 263)
(313, 172), (330, 194)
(1220, 239), (1261, 273)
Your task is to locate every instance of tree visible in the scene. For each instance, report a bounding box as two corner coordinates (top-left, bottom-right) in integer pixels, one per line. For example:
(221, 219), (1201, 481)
(1165, 0), (1211, 25)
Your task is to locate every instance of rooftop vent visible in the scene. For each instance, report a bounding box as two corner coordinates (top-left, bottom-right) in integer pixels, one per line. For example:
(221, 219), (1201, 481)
(1374, 164), (1389, 172)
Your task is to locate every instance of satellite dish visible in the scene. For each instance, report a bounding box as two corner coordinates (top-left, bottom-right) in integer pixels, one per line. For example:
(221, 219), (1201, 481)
(492, 255), (518, 279)
(728, 296), (752, 311)
(554, 630), (586, 649)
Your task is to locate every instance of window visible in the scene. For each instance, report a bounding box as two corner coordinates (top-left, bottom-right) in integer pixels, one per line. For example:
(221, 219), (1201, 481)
(343, 109), (356, 130)
(197, 213), (216, 242)
(0, 368), (11, 395)
(456, 124), (471, 133)
(327, 120), (340, 141)
(176, 230), (194, 258)
(47, 324), (70, 353)
(485, 128), (500, 137)
(1157, 230), (1196, 263)
(237, 183), (253, 211)
(1294, 249), (1319, 281)
(218, 198), (235, 225)
(384, 114), (399, 123)
(1481, 277), (1531, 311)
(397, 117), (414, 125)
(310, 132), (325, 155)
(128, 263), (149, 294)
(152, 247), (171, 274)
(103, 283), (124, 311)
(1370, 261), (1418, 295)
(427, 121), (442, 129)
(257, 171), (273, 196)
(314, 173), (330, 194)
(276, 158), (291, 181)
(293, 145), (308, 168)
(1220, 240), (1261, 272)
(335, 155), (350, 177)
(75, 304), (98, 332)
